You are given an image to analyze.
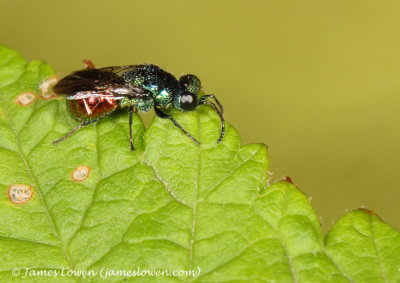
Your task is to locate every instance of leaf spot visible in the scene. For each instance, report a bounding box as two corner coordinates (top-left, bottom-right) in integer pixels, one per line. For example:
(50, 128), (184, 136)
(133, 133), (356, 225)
(8, 184), (33, 204)
(39, 76), (59, 99)
(15, 92), (36, 106)
(71, 165), (91, 182)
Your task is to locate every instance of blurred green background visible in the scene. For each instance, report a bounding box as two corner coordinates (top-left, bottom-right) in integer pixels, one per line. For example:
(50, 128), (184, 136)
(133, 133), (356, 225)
(1, 0), (399, 232)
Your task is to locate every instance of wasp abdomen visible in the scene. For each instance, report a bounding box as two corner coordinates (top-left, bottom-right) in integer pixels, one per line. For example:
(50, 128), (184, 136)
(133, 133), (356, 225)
(68, 93), (118, 121)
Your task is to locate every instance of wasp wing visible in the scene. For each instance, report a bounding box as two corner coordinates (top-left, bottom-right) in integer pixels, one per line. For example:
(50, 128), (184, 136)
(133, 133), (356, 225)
(53, 67), (136, 95)
(66, 92), (126, 101)
(97, 65), (139, 76)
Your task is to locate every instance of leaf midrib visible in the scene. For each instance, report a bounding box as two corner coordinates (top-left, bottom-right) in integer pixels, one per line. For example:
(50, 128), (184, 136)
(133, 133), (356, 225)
(188, 112), (202, 277)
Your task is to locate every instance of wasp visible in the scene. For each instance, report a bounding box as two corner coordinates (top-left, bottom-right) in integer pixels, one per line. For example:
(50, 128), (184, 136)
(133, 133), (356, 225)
(52, 62), (224, 150)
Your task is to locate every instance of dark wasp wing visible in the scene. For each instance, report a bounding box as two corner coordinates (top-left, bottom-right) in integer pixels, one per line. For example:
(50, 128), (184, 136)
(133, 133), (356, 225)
(97, 65), (139, 76)
(53, 65), (139, 95)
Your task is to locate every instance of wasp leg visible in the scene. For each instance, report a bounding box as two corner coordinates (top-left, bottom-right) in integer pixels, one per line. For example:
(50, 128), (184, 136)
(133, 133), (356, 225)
(199, 94), (224, 114)
(199, 100), (225, 144)
(128, 107), (135, 151)
(154, 107), (200, 145)
(83, 59), (95, 69)
(52, 115), (106, 145)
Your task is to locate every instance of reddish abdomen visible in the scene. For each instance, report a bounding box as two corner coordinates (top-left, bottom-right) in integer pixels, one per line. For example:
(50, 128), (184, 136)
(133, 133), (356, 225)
(67, 94), (118, 121)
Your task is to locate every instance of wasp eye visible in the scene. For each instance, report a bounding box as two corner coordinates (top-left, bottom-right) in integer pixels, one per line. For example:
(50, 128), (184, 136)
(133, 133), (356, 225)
(180, 92), (197, 111)
(179, 74), (201, 94)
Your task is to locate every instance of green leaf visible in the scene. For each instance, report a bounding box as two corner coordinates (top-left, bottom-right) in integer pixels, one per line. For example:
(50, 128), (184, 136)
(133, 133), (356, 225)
(325, 209), (400, 283)
(0, 45), (399, 282)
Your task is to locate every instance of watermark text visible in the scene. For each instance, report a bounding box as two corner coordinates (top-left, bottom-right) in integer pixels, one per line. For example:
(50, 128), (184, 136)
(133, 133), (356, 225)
(12, 267), (201, 279)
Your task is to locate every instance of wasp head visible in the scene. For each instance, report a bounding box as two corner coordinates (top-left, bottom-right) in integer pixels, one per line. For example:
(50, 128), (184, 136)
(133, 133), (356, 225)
(173, 74), (201, 111)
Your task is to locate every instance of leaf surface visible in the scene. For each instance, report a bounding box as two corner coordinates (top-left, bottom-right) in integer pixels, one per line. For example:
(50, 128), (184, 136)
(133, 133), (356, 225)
(0, 45), (399, 283)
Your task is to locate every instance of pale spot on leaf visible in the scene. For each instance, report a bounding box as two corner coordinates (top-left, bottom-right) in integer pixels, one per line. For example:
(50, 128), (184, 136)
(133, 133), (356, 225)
(8, 184), (33, 204)
(71, 166), (91, 182)
(39, 76), (58, 99)
(15, 92), (35, 106)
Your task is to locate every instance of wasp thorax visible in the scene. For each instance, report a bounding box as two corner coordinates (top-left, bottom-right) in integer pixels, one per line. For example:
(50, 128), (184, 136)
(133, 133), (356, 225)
(135, 96), (154, 112)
